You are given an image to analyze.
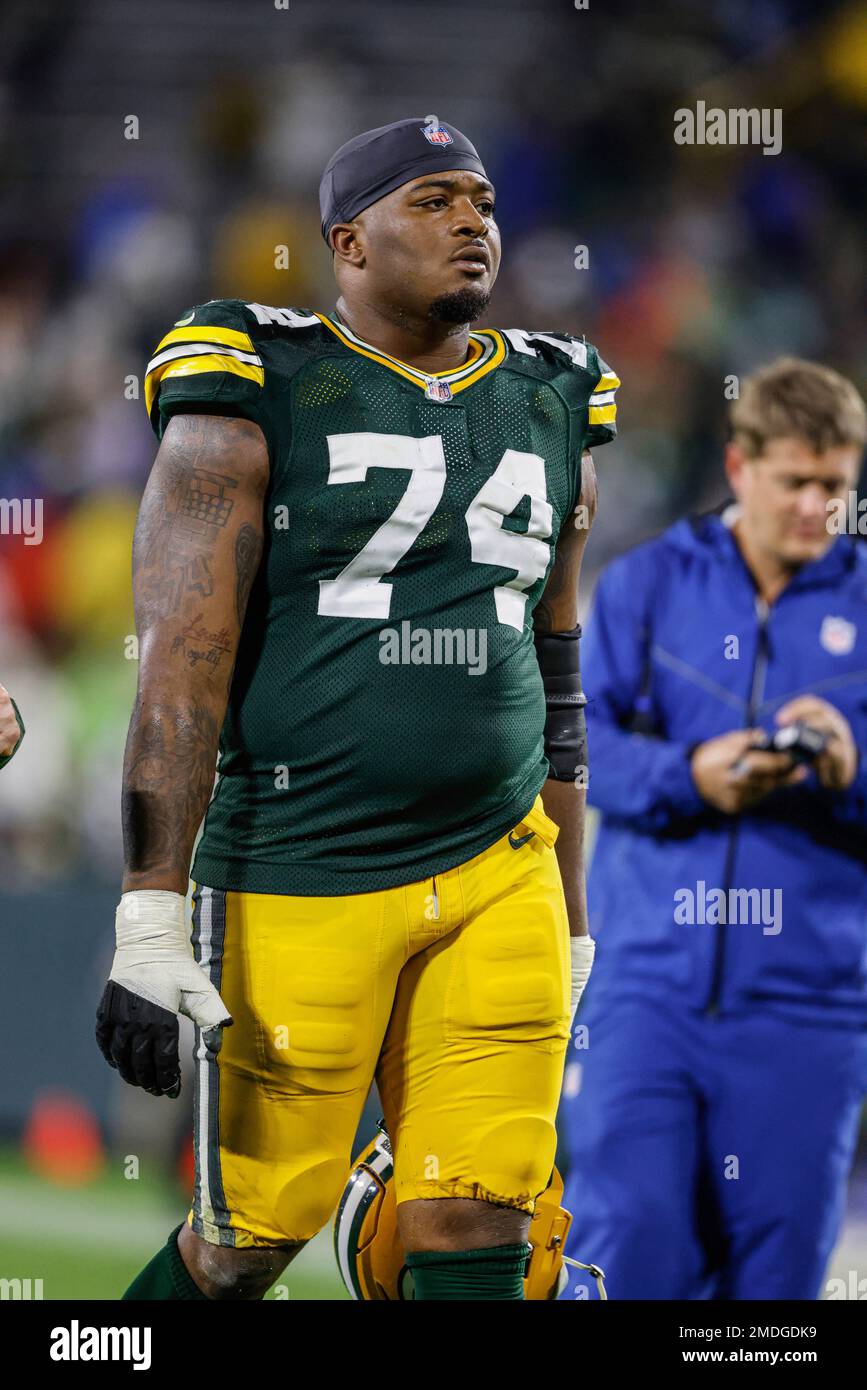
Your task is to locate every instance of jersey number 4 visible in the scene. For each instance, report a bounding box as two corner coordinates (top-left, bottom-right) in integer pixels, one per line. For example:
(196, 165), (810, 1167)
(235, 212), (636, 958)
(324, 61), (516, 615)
(316, 432), (553, 631)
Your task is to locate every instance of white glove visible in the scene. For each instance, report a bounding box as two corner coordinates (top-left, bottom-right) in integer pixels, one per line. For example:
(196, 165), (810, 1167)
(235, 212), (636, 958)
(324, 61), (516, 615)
(95, 890), (232, 1097)
(110, 890), (231, 1026)
(570, 935), (595, 1024)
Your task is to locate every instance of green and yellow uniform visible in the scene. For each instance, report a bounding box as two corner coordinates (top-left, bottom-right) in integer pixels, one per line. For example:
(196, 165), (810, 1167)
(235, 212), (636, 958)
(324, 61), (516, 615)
(146, 300), (618, 896)
(145, 300), (619, 1246)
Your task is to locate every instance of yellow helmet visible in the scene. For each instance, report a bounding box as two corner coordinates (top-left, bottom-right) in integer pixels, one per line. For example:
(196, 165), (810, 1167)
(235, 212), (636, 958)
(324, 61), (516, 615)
(333, 1122), (606, 1300)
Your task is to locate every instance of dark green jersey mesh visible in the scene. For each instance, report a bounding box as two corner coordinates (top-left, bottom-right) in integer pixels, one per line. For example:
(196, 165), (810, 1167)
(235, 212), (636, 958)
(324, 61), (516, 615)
(146, 300), (618, 894)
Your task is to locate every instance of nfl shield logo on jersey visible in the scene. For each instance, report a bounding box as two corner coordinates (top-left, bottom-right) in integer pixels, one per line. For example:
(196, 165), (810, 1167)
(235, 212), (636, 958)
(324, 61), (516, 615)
(421, 123), (453, 146)
(820, 614), (856, 655)
(425, 378), (453, 403)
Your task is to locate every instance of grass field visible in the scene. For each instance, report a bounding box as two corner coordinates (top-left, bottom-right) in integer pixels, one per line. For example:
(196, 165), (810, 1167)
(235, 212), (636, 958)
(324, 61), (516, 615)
(0, 1148), (347, 1301)
(3, 1144), (865, 1301)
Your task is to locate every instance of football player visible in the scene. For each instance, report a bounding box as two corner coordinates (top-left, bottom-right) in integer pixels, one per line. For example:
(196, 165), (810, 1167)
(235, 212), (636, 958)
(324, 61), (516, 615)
(96, 117), (619, 1300)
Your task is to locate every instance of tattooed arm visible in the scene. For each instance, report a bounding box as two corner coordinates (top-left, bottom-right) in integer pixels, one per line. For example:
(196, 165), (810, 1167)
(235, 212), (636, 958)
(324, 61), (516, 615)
(122, 414), (269, 894)
(535, 451), (597, 937)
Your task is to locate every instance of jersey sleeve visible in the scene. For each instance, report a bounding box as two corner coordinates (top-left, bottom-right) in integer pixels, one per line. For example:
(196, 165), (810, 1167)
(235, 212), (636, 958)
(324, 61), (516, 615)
(501, 328), (620, 452)
(144, 299), (269, 442)
(583, 345), (620, 450)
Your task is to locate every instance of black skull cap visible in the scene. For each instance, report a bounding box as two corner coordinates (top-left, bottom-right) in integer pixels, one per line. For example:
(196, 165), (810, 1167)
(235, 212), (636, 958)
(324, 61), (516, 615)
(319, 117), (488, 243)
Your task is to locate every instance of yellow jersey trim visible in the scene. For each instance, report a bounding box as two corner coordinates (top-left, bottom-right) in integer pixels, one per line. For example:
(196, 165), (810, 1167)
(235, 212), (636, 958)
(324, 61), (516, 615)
(152, 325), (257, 356)
(145, 354), (265, 416)
(315, 313), (505, 395)
(592, 371), (621, 392)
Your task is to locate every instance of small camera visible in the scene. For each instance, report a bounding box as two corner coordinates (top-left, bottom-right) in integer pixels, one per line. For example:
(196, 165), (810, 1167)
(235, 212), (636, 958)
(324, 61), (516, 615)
(743, 722), (829, 768)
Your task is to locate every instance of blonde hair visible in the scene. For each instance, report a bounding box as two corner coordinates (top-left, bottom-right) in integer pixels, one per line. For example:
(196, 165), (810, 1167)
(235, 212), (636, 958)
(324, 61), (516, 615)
(730, 357), (867, 459)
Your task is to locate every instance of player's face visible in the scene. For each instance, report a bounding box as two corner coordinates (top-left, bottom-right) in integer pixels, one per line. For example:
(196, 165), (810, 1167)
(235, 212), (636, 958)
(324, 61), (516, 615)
(357, 169), (500, 319)
(726, 437), (860, 566)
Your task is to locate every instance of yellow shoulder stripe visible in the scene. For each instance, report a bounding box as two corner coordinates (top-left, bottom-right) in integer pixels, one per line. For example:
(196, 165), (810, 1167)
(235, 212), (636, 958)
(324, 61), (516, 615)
(591, 371), (621, 394)
(588, 403), (617, 424)
(145, 354), (264, 416)
(152, 325), (256, 356)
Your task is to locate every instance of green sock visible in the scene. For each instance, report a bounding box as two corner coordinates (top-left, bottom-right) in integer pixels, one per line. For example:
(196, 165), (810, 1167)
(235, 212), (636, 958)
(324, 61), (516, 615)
(122, 1223), (210, 1300)
(405, 1242), (530, 1300)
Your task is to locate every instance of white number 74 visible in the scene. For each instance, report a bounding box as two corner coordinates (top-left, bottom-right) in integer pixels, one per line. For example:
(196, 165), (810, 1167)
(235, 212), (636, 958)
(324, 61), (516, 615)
(317, 431), (552, 630)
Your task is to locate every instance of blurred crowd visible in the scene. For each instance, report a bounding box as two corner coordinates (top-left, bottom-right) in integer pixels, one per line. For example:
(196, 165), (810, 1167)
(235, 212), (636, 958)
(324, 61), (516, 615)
(0, 0), (865, 885)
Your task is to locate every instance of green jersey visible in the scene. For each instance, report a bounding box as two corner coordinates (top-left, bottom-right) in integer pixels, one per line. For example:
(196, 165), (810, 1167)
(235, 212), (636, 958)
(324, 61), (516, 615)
(145, 299), (619, 894)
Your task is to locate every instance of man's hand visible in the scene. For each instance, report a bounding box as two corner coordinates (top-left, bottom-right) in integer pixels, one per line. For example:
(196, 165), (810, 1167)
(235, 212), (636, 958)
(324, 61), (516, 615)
(690, 728), (807, 814)
(95, 890), (232, 1097)
(0, 685), (22, 758)
(775, 696), (858, 791)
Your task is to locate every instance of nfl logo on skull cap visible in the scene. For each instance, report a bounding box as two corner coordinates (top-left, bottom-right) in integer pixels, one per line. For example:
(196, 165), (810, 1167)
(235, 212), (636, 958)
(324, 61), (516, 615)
(820, 614), (856, 655)
(425, 378), (453, 403)
(421, 123), (453, 146)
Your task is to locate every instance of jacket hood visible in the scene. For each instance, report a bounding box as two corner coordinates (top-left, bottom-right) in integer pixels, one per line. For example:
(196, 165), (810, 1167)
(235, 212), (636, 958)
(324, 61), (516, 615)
(664, 508), (863, 593)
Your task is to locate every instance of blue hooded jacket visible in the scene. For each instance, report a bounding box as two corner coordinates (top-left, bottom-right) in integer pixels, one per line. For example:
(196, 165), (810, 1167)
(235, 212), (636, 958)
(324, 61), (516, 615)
(584, 513), (867, 1025)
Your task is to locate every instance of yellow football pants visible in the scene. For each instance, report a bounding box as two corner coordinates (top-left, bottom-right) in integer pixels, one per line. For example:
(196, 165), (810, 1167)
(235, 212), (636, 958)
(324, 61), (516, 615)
(188, 794), (571, 1247)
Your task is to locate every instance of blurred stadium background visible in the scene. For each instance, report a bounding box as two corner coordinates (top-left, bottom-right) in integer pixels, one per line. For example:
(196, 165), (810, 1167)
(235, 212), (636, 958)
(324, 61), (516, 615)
(0, 0), (865, 1299)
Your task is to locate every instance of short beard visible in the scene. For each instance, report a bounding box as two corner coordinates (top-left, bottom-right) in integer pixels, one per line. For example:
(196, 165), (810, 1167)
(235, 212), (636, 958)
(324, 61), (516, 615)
(427, 286), (491, 325)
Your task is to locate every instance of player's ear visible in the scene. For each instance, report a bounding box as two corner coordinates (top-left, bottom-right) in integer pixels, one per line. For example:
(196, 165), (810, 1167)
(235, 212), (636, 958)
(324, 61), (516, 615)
(330, 222), (366, 269)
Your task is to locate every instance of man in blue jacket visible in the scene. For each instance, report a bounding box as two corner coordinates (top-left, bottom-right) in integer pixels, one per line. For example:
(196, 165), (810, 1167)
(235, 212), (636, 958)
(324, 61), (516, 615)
(561, 358), (867, 1300)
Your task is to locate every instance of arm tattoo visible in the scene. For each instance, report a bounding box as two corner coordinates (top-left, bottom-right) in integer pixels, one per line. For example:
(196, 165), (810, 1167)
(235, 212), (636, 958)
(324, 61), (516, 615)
(169, 613), (233, 672)
(123, 414), (267, 889)
(178, 470), (236, 530)
(132, 416), (251, 621)
(122, 698), (220, 882)
(235, 523), (263, 626)
(534, 552), (570, 634)
(134, 470), (236, 620)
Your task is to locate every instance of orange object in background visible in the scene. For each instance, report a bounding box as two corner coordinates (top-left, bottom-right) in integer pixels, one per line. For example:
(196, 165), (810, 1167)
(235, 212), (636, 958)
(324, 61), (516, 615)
(22, 1092), (106, 1185)
(177, 1133), (195, 1193)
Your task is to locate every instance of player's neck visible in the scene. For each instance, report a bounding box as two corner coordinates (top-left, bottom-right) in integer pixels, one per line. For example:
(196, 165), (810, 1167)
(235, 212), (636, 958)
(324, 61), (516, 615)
(333, 295), (472, 374)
